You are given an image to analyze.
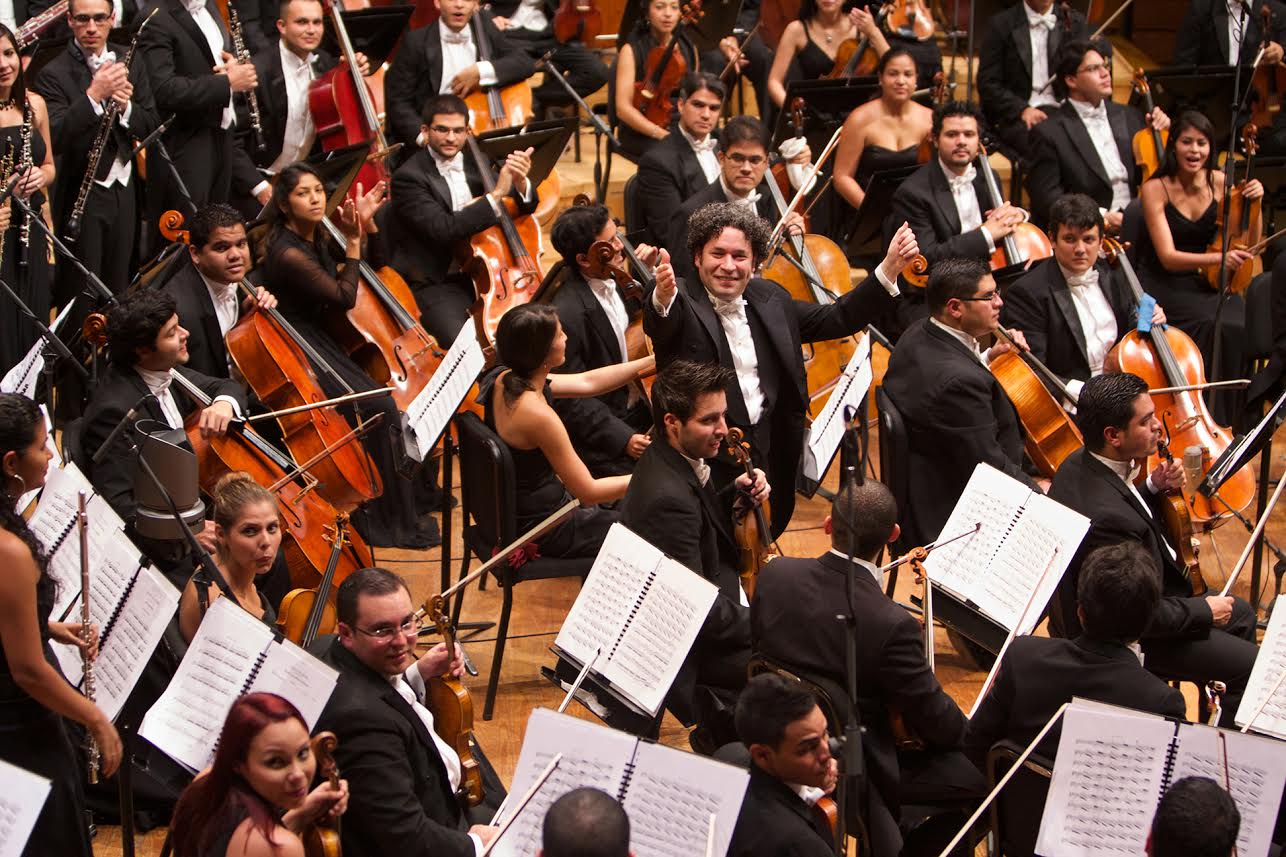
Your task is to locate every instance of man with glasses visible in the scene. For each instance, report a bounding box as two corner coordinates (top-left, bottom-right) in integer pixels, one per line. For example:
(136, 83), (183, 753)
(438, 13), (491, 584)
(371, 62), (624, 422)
(34, 0), (160, 299)
(1026, 39), (1169, 231)
(881, 257), (1039, 547)
(384, 93), (536, 345)
(315, 566), (503, 857)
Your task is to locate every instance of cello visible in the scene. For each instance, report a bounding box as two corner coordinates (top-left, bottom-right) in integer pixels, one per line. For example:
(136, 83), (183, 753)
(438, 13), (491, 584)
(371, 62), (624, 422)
(725, 427), (779, 600)
(1101, 236), (1256, 524)
(977, 138), (1052, 272)
(463, 9), (533, 133)
(987, 326), (1084, 478)
(421, 594), (484, 805)
(276, 513), (351, 646)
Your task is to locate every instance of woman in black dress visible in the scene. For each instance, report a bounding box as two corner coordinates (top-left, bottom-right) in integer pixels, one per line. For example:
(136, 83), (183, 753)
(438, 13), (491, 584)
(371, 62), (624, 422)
(479, 303), (653, 558)
(612, 0), (700, 158)
(766, 0), (890, 109)
(178, 472), (283, 643)
(0, 24), (55, 375)
(169, 692), (347, 857)
(0, 392), (120, 857)
(263, 163), (434, 549)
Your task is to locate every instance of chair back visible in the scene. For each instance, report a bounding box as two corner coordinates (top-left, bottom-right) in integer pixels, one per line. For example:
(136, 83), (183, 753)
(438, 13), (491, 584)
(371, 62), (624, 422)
(985, 739), (1054, 857)
(454, 411), (517, 557)
(623, 172), (648, 244)
(1245, 271), (1275, 361)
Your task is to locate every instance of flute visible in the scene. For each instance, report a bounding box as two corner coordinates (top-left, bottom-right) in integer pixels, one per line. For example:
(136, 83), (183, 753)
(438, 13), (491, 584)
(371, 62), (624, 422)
(77, 492), (100, 784)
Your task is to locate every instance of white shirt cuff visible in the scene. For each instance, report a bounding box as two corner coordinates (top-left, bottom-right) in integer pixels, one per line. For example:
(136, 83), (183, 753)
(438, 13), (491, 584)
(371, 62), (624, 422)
(477, 61), (498, 87)
(517, 178), (532, 202)
(980, 225), (996, 254)
(119, 101), (132, 126)
(651, 288), (676, 317)
(469, 833), (485, 856)
(874, 264), (900, 297)
(403, 662), (427, 697)
(252, 180), (270, 200)
(211, 395), (242, 419)
(89, 94), (104, 115)
(1145, 471), (1162, 495)
(785, 161), (815, 193)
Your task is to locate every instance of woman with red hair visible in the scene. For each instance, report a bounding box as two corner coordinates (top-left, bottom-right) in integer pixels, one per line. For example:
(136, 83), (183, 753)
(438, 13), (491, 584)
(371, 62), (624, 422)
(169, 692), (349, 857)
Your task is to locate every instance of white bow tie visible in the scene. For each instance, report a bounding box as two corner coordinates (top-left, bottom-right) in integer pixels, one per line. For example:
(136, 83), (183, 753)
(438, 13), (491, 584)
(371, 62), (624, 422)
(1029, 12), (1055, 29)
(693, 459), (710, 487)
(1066, 269), (1099, 288)
(948, 165), (977, 192)
(690, 136), (717, 154)
(436, 153), (465, 174)
(88, 49), (116, 71)
(183, 0), (208, 17)
(711, 296), (747, 317)
(740, 190), (762, 206)
(442, 28), (472, 46)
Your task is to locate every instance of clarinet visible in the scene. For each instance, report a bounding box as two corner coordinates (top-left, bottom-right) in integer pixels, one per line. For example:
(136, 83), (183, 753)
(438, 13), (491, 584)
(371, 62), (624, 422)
(66, 12), (155, 243)
(229, 2), (266, 151)
(16, 103), (31, 268)
(0, 139), (14, 270)
(77, 492), (100, 785)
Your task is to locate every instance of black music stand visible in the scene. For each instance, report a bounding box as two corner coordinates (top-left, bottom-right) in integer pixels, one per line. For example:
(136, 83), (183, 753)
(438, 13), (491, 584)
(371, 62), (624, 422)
(1131, 66), (1241, 153)
(844, 163), (919, 266)
(617, 0), (743, 53)
(249, 140), (369, 226)
(320, 5), (414, 68)
(475, 117), (577, 190)
(770, 77), (879, 156)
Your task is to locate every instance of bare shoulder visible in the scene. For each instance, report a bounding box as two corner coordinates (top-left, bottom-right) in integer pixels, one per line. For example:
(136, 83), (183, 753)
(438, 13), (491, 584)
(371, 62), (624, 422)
(226, 818), (305, 857)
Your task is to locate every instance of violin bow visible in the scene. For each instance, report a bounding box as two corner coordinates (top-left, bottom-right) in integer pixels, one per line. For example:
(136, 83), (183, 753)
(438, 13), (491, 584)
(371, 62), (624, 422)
(763, 123), (843, 268)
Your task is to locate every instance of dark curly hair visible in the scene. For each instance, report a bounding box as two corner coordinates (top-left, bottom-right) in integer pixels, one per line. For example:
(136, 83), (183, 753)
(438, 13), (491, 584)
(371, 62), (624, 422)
(684, 202), (771, 269)
(107, 289), (178, 369)
(188, 204), (245, 250)
(0, 393), (51, 598)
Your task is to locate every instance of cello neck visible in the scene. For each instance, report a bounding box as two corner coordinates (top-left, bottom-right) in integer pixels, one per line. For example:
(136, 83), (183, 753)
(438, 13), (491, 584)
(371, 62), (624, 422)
(1114, 251), (1188, 389)
(236, 278), (356, 394)
(167, 368), (308, 475)
(465, 135), (537, 267)
(471, 14), (507, 125)
(617, 233), (657, 292)
(324, 0), (386, 152)
(976, 149), (1023, 265)
(316, 217), (421, 332)
(994, 326), (1076, 405)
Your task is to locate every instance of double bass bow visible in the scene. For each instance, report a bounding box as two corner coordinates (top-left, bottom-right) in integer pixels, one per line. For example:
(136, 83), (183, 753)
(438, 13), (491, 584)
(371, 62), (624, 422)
(725, 427), (779, 600)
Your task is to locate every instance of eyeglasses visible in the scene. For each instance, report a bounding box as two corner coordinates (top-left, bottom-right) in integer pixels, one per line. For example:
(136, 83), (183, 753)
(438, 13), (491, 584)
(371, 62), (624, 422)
(958, 291), (1000, 303)
(429, 125), (468, 136)
(353, 615), (423, 640)
(725, 153), (766, 167)
(71, 13), (112, 23)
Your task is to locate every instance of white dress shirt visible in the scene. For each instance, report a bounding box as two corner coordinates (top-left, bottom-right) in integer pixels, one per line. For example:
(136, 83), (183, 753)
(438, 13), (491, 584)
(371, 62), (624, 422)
(437, 21), (498, 95)
(507, 0), (549, 32)
(433, 150), (474, 211)
(1228, 0), (1249, 64)
(0, 0), (14, 32)
(396, 665), (485, 857)
(1025, 4), (1057, 106)
(708, 293), (765, 424)
(719, 176), (761, 211)
(83, 44), (135, 188)
(938, 160), (997, 253)
(1088, 450), (1179, 560)
(184, 0), (235, 129)
(679, 125), (720, 184)
(134, 367), (242, 429)
(197, 269), (241, 339)
(929, 316), (988, 365)
(585, 276), (630, 361)
(268, 41), (318, 174)
(1069, 97), (1132, 213)
(1060, 264), (1117, 400)
(827, 549), (884, 586)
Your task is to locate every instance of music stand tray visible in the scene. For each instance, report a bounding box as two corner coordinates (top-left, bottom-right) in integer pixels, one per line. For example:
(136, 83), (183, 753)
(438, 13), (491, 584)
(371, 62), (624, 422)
(1132, 66), (1239, 152)
(475, 117), (578, 190)
(845, 163), (920, 263)
(771, 77), (880, 156)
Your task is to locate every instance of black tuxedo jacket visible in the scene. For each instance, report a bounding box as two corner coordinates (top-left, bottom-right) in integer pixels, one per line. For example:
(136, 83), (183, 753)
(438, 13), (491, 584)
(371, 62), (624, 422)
(667, 178), (779, 283)
(618, 439), (749, 723)
(634, 130), (715, 245)
(728, 764), (834, 857)
(386, 146), (537, 287)
(1000, 257), (1135, 389)
(1175, 0), (1286, 65)
(383, 16), (534, 153)
(1048, 448), (1215, 641)
(313, 639), (473, 857)
(881, 318), (1037, 546)
(977, 3), (1089, 129)
(644, 274), (895, 535)
(34, 41), (162, 226)
(159, 258), (230, 379)
(752, 551), (969, 855)
(965, 635), (1186, 768)
(887, 159), (994, 265)
(82, 363), (244, 524)
(549, 270), (649, 462)
(249, 43), (338, 169)
(1026, 99), (1145, 227)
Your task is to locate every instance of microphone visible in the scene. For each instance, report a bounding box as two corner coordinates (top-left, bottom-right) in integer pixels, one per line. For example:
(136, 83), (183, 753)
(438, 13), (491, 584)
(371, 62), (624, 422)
(1183, 446), (1204, 493)
(91, 394), (153, 464)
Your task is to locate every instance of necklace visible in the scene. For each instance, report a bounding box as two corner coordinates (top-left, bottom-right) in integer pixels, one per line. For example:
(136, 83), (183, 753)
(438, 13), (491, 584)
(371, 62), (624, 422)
(0, 98), (17, 111)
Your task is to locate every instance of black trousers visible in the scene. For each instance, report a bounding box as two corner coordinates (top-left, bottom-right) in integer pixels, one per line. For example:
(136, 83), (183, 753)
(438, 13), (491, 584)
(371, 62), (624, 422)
(56, 177), (136, 303)
(503, 26), (611, 102)
(413, 274), (476, 348)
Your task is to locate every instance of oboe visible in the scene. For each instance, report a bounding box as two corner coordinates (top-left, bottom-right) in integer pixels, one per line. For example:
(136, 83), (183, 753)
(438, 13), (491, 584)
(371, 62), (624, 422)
(229, 2), (265, 151)
(77, 492), (100, 784)
(0, 139), (14, 270)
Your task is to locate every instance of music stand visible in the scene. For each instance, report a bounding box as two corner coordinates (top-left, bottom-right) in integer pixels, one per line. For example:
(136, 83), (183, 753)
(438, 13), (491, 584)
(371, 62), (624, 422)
(249, 141), (368, 225)
(770, 77), (879, 156)
(320, 5), (414, 69)
(1131, 66), (1240, 153)
(844, 163), (919, 265)
(475, 117), (578, 190)
(617, 0), (743, 53)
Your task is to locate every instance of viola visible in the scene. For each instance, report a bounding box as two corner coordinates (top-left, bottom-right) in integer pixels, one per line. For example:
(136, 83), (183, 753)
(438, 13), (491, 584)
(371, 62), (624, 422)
(824, 32), (879, 79)
(552, 0), (602, 47)
(303, 732), (342, 857)
(454, 134), (545, 346)
(166, 371), (374, 596)
(987, 326), (1083, 478)
(1152, 439), (1208, 595)
(770, 97), (807, 210)
(884, 0), (934, 40)
(633, 0), (704, 128)
(583, 237), (656, 398)
(276, 513), (350, 646)
(421, 593), (484, 805)
(759, 0), (801, 50)
(1130, 69), (1168, 184)
(725, 427), (779, 599)
(914, 72), (948, 163)
(1204, 124), (1263, 295)
(977, 139), (1052, 272)
(1101, 236), (1255, 524)
(309, 0), (393, 199)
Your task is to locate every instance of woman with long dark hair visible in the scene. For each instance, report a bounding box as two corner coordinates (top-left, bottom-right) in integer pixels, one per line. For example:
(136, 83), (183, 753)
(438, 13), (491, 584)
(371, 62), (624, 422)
(766, 0), (890, 109)
(262, 163), (433, 549)
(477, 303), (653, 557)
(169, 692), (347, 857)
(611, 0), (700, 157)
(0, 392), (120, 857)
(1139, 110), (1259, 391)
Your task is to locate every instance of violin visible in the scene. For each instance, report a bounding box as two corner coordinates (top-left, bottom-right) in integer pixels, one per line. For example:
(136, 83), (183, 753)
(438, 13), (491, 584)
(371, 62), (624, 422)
(770, 97), (807, 210)
(633, 0), (704, 128)
(303, 732), (342, 857)
(824, 29), (881, 79)
(1130, 69), (1168, 184)
(978, 139), (1052, 272)
(1251, 5), (1286, 130)
(1152, 439), (1207, 596)
(884, 0), (934, 40)
(455, 134), (545, 346)
(552, 0), (602, 47)
(987, 326), (1083, 478)
(1101, 236), (1255, 524)
(276, 513), (351, 646)
(724, 427), (779, 600)
(421, 594), (484, 805)
(1204, 124), (1263, 295)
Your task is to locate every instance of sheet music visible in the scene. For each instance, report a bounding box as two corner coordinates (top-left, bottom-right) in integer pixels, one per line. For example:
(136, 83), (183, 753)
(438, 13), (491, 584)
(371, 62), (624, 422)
(405, 320), (486, 461)
(245, 636), (337, 733)
(624, 741), (747, 857)
(0, 299), (74, 398)
(800, 334), (872, 486)
(493, 709), (636, 857)
(1037, 700), (1173, 856)
(924, 464), (1026, 598)
(0, 758), (51, 857)
(1235, 601), (1286, 739)
(1171, 723), (1286, 857)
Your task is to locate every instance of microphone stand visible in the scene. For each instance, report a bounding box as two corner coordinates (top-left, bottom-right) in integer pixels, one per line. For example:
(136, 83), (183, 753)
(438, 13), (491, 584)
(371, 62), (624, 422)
(0, 273), (87, 444)
(838, 397), (869, 855)
(1211, 4), (1258, 383)
(7, 187), (115, 305)
(536, 53), (620, 205)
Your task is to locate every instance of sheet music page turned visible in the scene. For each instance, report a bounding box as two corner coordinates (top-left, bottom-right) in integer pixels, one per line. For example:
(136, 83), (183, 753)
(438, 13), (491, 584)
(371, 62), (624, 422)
(801, 333), (871, 486)
(0, 758), (51, 857)
(1236, 600), (1286, 740)
(624, 741), (748, 857)
(406, 319), (486, 461)
(1037, 700), (1173, 857)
